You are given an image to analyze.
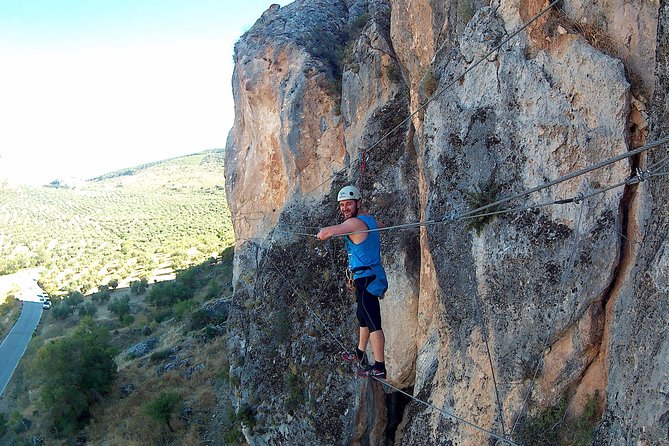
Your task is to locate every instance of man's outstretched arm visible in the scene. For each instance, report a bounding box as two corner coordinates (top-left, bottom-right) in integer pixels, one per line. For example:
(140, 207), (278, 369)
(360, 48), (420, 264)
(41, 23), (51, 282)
(317, 218), (368, 241)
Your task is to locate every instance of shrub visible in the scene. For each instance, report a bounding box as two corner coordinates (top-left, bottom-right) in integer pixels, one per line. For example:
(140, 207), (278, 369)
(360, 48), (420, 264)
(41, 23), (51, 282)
(121, 314), (135, 326)
(78, 302), (97, 317)
(147, 282), (193, 308)
(0, 297), (18, 317)
(565, 392), (602, 446)
(515, 397), (568, 445)
(152, 308), (174, 323)
(420, 68), (438, 98)
(64, 291), (84, 307)
(220, 246), (234, 283)
(31, 317), (117, 436)
(108, 295), (131, 322)
(350, 13), (370, 34)
(205, 279), (220, 301)
(51, 303), (74, 320)
(237, 403), (255, 429)
(143, 391), (183, 432)
(229, 372), (241, 389)
(271, 309), (291, 344)
(464, 177), (503, 235)
(91, 289), (111, 303)
(130, 279), (148, 295)
(203, 326), (218, 340)
(284, 368), (305, 412)
(129, 279), (143, 295)
(176, 265), (201, 288)
(189, 307), (228, 331)
(173, 300), (197, 320)
(515, 393), (601, 446)
(221, 407), (243, 444)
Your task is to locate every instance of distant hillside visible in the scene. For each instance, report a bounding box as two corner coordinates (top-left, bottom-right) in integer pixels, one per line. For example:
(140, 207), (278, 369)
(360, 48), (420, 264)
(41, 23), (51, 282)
(0, 150), (233, 296)
(88, 149), (227, 192)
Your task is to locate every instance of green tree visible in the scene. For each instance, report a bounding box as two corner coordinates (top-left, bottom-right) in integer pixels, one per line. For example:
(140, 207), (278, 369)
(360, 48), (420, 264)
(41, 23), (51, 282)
(0, 296), (18, 317)
(139, 277), (149, 293)
(78, 302), (97, 317)
(107, 295), (130, 321)
(130, 280), (140, 295)
(79, 281), (92, 294)
(51, 303), (74, 320)
(147, 282), (193, 308)
(64, 290), (84, 307)
(205, 279), (220, 301)
(143, 391), (183, 432)
(130, 278), (148, 295)
(108, 278), (119, 290)
(32, 317), (117, 436)
(91, 289), (111, 303)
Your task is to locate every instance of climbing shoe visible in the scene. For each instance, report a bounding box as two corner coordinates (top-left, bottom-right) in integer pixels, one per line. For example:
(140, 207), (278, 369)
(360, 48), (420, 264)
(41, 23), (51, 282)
(356, 365), (386, 379)
(342, 350), (368, 366)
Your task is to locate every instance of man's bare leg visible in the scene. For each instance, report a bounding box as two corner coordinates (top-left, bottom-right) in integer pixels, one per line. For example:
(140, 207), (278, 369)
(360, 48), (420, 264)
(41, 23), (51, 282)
(358, 326), (370, 352)
(369, 329), (385, 363)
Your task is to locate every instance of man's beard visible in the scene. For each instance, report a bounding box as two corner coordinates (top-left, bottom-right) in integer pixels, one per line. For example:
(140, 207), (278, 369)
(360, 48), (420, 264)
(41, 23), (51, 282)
(342, 207), (358, 220)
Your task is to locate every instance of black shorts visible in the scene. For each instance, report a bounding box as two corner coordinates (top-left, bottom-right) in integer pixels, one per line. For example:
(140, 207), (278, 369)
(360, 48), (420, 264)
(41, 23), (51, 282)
(355, 275), (382, 332)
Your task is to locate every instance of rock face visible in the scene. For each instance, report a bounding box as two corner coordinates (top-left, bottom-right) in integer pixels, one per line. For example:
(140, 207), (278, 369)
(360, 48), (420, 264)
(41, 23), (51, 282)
(224, 1), (668, 445)
(124, 337), (158, 358)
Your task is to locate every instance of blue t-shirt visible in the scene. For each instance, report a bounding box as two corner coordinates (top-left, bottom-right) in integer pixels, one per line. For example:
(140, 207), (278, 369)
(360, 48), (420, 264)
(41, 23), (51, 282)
(345, 214), (388, 297)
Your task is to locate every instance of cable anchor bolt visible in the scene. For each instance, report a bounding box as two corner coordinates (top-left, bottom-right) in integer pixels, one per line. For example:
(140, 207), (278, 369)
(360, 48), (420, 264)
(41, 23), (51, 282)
(635, 168), (650, 182)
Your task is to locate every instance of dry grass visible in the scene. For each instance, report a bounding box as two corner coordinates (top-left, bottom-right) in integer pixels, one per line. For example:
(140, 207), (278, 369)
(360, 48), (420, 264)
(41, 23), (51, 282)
(420, 68), (438, 100)
(550, 10), (617, 56)
(542, 9), (644, 94)
(86, 326), (232, 445)
(196, 388), (218, 410)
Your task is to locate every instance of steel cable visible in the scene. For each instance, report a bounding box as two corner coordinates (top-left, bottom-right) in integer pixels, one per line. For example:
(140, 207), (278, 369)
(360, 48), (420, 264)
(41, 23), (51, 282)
(303, 0), (562, 196)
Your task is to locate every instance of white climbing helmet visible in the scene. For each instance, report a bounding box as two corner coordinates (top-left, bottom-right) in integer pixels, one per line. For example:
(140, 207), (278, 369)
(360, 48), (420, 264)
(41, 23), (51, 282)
(337, 185), (361, 201)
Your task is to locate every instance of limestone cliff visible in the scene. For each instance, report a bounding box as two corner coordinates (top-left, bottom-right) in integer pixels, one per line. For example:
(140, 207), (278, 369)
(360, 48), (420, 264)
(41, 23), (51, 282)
(224, 1), (668, 445)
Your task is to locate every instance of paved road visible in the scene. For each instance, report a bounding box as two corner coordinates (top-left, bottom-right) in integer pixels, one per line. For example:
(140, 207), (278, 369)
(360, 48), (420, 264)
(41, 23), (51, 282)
(0, 301), (42, 397)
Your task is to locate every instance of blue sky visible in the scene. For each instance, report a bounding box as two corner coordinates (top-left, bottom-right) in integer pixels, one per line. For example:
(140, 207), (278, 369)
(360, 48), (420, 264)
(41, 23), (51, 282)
(0, 0), (287, 185)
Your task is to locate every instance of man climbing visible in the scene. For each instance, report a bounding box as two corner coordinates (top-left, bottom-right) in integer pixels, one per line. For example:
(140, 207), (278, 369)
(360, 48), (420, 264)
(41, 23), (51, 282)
(317, 185), (388, 379)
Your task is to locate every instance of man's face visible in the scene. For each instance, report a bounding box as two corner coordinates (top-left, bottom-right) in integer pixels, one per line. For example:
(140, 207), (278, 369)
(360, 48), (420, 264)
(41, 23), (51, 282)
(339, 199), (358, 219)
